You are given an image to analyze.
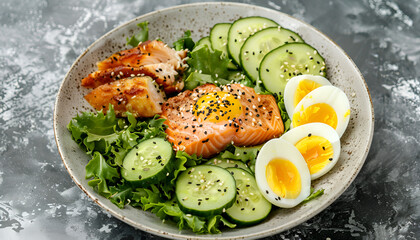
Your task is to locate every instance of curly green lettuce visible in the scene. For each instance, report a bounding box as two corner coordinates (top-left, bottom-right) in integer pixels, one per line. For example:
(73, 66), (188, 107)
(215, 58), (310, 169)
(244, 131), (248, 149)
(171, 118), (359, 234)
(67, 106), (235, 233)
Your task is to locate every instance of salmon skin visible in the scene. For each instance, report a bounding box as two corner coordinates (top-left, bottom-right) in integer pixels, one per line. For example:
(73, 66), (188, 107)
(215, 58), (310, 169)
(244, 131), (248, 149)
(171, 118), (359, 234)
(161, 83), (284, 158)
(81, 40), (188, 94)
(84, 76), (165, 118)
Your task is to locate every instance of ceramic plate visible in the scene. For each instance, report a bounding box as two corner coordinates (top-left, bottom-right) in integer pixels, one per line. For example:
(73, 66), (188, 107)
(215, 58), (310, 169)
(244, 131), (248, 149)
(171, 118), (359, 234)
(54, 2), (374, 239)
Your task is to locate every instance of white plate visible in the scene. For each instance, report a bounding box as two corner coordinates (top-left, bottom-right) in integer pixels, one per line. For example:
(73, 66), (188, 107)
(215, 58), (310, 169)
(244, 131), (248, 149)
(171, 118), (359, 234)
(54, 2), (374, 239)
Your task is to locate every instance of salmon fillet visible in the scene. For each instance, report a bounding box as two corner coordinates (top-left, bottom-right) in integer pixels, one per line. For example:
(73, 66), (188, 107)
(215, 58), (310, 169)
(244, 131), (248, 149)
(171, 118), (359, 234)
(81, 40), (187, 94)
(84, 76), (165, 118)
(161, 84), (238, 158)
(223, 84), (284, 146)
(161, 83), (284, 158)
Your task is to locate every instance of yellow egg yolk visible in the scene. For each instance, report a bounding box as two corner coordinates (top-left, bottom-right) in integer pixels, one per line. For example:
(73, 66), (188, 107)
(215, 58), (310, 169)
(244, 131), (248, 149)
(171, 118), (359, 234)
(295, 135), (334, 175)
(292, 103), (338, 129)
(344, 109), (351, 118)
(193, 91), (242, 123)
(266, 158), (301, 199)
(294, 80), (322, 107)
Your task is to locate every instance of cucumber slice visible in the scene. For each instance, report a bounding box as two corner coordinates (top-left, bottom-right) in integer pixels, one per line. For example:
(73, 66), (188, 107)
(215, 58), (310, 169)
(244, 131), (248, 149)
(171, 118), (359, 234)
(225, 168), (272, 226)
(192, 36), (212, 52)
(227, 17), (278, 66)
(205, 158), (251, 173)
(259, 42), (326, 95)
(121, 138), (173, 187)
(240, 26), (304, 82)
(176, 165), (236, 217)
(209, 23), (237, 70)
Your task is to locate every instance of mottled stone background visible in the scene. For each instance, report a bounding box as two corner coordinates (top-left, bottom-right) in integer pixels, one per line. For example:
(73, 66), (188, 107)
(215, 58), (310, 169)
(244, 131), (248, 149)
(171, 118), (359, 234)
(0, 0), (419, 239)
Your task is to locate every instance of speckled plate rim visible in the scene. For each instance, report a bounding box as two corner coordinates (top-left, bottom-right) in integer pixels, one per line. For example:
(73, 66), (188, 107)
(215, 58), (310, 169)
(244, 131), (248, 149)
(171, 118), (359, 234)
(53, 2), (374, 239)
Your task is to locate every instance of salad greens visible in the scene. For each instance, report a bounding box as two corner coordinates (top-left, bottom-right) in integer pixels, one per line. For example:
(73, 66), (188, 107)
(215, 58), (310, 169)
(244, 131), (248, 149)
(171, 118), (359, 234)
(173, 30), (195, 51)
(68, 23), (324, 233)
(68, 105), (236, 233)
(126, 21), (149, 47)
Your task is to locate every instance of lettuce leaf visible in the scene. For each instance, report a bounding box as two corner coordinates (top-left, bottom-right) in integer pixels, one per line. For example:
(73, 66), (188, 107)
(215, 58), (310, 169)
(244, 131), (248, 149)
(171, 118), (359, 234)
(273, 93), (291, 132)
(218, 145), (262, 174)
(302, 188), (324, 204)
(67, 106), (118, 154)
(187, 45), (230, 80)
(85, 152), (120, 198)
(184, 72), (231, 90)
(145, 199), (235, 233)
(126, 21), (149, 47)
(207, 215), (236, 234)
(173, 30), (195, 51)
(109, 181), (133, 208)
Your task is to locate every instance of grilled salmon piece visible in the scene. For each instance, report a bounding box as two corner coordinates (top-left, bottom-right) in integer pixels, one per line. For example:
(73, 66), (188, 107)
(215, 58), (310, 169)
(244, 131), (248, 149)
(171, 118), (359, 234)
(222, 84), (284, 146)
(81, 40), (187, 94)
(81, 66), (147, 89)
(162, 83), (284, 158)
(84, 76), (165, 118)
(161, 84), (239, 158)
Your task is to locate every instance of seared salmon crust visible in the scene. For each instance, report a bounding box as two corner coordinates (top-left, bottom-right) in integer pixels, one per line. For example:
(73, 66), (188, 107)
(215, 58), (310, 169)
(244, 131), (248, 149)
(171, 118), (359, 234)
(82, 40), (188, 94)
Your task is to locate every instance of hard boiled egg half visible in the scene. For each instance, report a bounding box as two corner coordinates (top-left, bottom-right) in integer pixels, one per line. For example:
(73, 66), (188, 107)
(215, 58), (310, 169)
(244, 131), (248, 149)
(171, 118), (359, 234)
(291, 85), (350, 138)
(280, 123), (341, 180)
(284, 74), (331, 119)
(255, 138), (311, 208)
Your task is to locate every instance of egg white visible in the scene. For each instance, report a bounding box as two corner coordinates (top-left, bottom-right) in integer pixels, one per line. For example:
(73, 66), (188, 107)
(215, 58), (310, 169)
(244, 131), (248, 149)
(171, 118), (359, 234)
(284, 75), (331, 119)
(280, 123), (341, 180)
(291, 85), (350, 138)
(255, 138), (311, 208)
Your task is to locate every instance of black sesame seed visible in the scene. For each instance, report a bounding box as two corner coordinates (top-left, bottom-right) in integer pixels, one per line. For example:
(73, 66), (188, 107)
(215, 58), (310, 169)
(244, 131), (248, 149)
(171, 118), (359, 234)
(329, 158), (333, 161)
(308, 133), (312, 137)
